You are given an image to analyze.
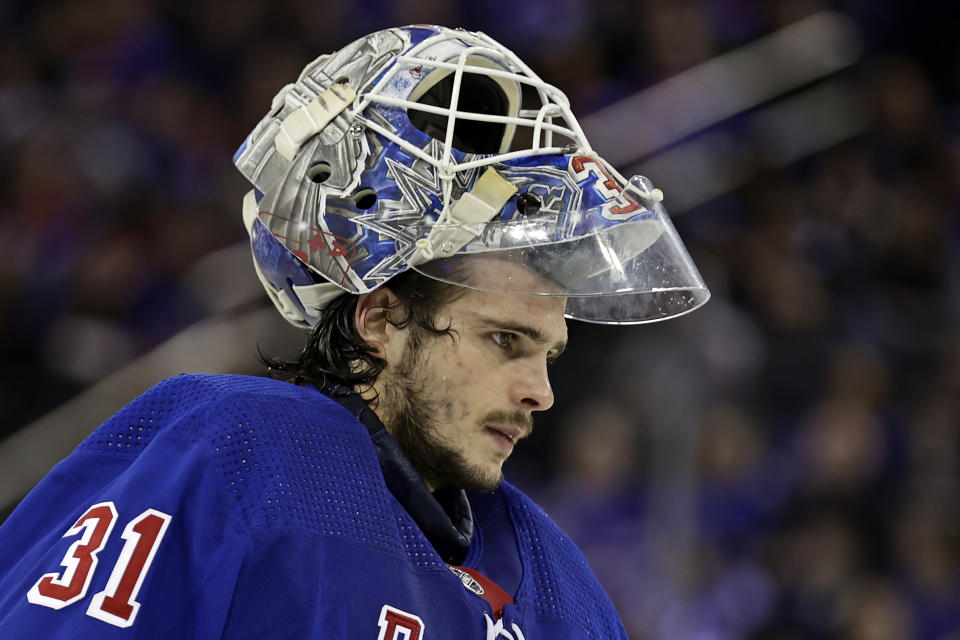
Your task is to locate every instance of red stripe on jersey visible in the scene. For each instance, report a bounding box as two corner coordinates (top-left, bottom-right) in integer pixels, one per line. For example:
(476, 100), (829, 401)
(447, 564), (514, 621)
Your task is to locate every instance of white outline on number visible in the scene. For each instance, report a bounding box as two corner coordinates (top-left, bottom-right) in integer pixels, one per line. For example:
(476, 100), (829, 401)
(86, 509), (172, 628)
(27, 501), (118, 610)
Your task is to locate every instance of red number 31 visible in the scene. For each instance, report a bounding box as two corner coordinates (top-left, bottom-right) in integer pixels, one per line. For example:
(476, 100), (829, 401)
(27, 501), (172, 628)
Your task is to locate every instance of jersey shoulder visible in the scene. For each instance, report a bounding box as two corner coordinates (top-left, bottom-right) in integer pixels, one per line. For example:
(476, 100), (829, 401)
(81, 373), (395, 541)
(0, 375), (400, 637)
(76, 373), (341, 456)
(499, 481), (628, 639)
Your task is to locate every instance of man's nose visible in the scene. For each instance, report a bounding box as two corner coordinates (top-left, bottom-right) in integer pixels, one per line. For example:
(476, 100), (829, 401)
(509, 358), (555, 413)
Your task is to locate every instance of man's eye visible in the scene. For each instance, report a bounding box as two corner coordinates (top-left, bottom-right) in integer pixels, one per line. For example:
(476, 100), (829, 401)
(491, 332), (515, 349)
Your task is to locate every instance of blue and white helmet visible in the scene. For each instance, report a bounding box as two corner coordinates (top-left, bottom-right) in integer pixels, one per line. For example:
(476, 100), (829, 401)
(234, 25), (709, 328)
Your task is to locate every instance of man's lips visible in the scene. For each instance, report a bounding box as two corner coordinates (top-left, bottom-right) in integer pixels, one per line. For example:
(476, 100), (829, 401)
(487, 425), (525, 442)
(485, 425), (526, 454)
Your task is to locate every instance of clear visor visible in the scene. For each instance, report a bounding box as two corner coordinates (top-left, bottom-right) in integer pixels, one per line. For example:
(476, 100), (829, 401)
(411, 176), (710, 324)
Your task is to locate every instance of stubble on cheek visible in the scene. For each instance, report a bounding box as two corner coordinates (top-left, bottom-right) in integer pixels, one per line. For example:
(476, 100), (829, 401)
(383, 327), (509, 492)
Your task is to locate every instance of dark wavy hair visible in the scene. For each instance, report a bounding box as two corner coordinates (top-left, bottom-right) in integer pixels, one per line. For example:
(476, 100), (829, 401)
(260, 269), (468, 392)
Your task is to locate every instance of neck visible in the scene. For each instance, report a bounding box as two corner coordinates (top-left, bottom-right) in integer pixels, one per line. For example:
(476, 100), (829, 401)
(356, 378), (440, 490)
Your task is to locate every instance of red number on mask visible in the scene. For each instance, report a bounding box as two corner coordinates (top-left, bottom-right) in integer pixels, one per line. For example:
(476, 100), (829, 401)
(570, 155), (643, 216)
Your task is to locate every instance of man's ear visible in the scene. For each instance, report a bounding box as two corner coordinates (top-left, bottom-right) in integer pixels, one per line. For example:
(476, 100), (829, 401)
(354, 286), (401, 360)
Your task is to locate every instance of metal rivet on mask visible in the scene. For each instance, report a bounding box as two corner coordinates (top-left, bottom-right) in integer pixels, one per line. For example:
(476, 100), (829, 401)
(307, 161), (332, 183)
(349, 122), (364, 139)
(354, 187), (378, 210)
(516, 193), (541, 216)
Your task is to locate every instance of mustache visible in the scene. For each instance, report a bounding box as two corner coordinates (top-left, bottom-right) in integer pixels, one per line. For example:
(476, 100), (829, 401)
(481, 410), (534, 437)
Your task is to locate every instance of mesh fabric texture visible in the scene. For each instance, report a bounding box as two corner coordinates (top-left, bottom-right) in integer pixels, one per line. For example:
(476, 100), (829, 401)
(502, 482), (627, 638)
(79, 374), (395, 546)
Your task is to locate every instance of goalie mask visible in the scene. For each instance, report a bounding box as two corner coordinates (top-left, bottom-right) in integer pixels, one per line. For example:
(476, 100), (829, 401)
(234, 25), (709, 327)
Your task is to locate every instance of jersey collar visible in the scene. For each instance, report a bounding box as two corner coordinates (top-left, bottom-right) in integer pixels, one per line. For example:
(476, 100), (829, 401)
(322, 381), (474, 563)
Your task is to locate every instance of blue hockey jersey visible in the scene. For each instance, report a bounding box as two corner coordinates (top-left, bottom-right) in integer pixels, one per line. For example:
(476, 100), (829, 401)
(0, 374), (628, 638)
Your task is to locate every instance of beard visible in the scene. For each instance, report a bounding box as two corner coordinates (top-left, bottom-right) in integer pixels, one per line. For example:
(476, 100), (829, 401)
(380, 329), (530, 493)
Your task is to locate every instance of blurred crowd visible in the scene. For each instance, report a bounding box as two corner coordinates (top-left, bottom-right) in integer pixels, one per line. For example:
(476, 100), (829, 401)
(1, 0), (958, 638)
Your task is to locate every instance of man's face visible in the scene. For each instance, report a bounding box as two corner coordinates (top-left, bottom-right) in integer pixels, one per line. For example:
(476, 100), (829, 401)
(378, 266), (568, 493)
